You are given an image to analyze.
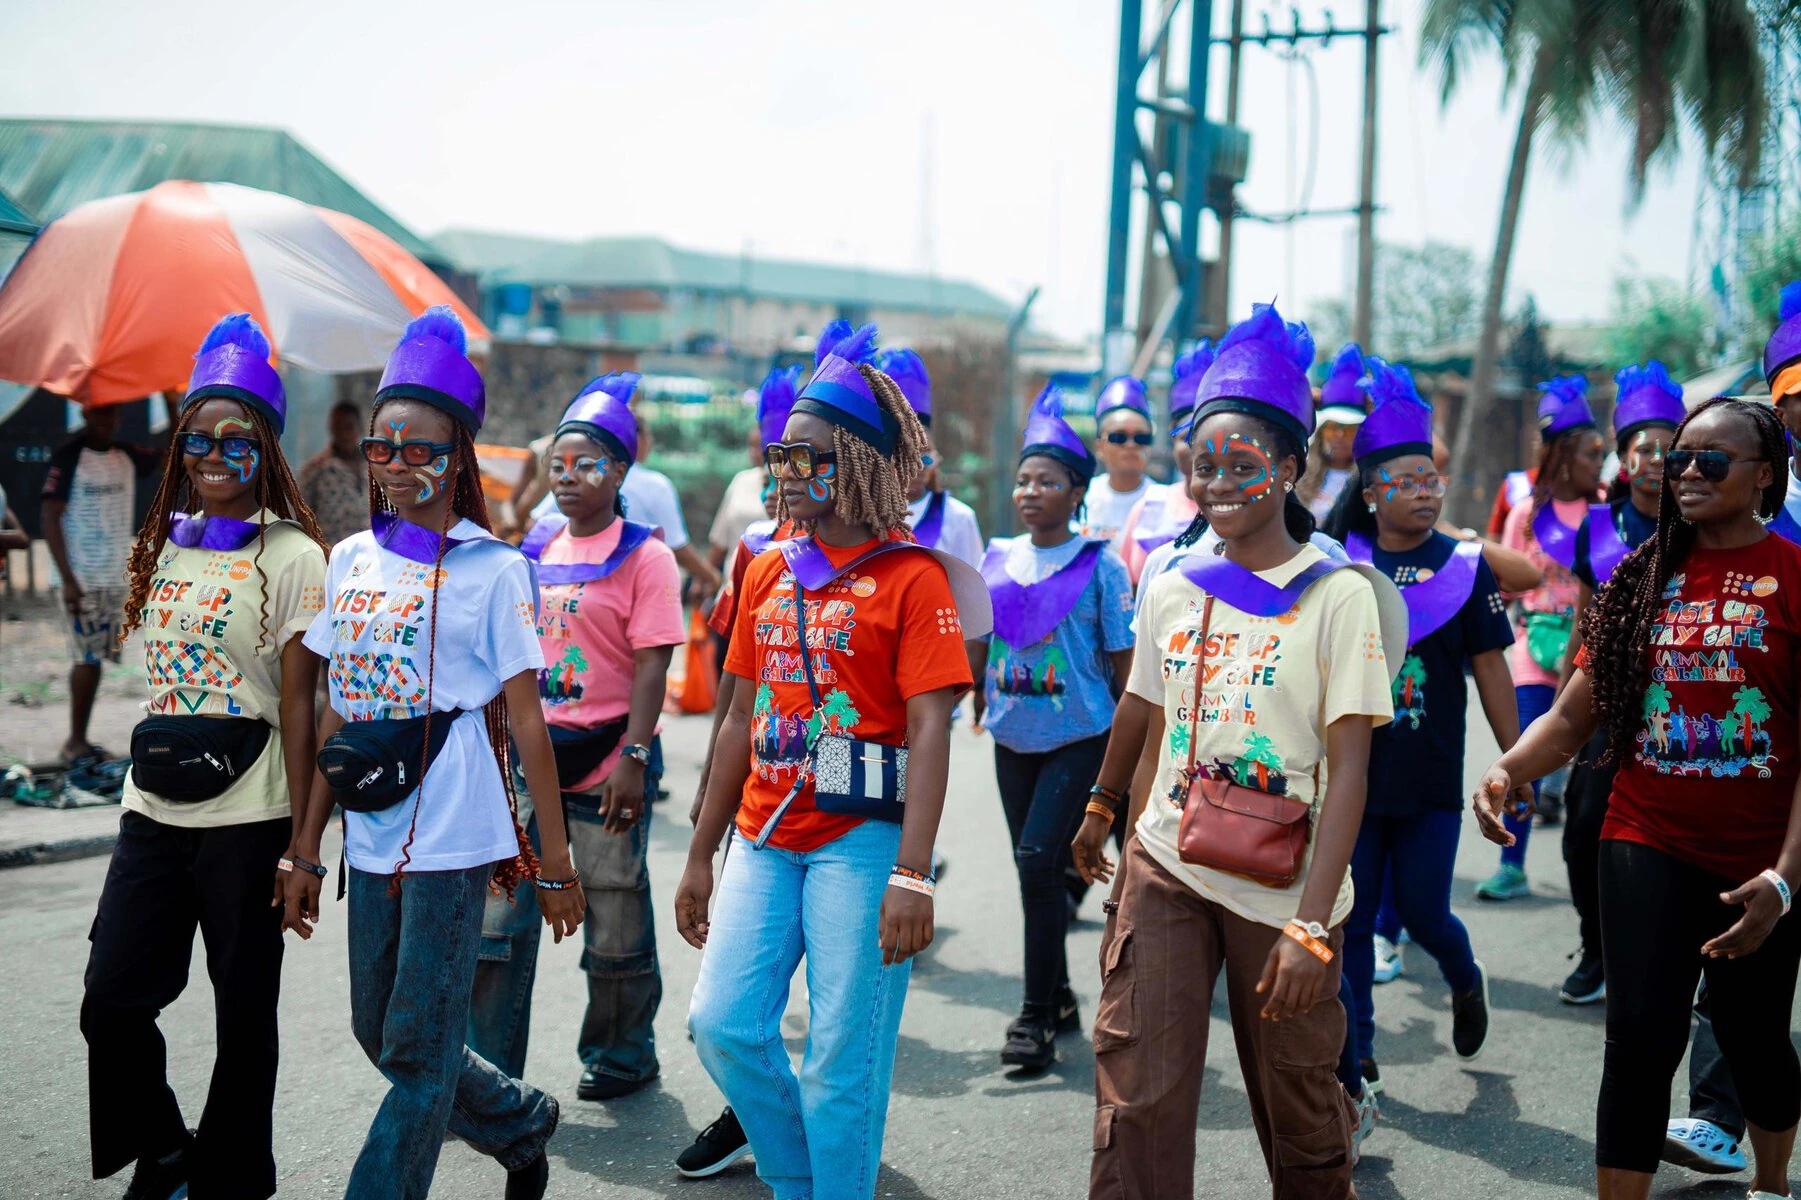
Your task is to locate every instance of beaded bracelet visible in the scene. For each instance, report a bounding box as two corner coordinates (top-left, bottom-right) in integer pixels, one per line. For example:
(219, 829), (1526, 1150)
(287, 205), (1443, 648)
(888, 873), (936, 898)
(1282, 921), (1334, 964)
(534, 874), (582, 892)
(1762, 868), (1793, 916)
(1085, 801), (1117, 820)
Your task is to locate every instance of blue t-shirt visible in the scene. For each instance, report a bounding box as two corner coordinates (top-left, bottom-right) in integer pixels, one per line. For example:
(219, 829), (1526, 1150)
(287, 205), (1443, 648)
(1366, 531), (1515, 814)
(983, 535), (1135, 753)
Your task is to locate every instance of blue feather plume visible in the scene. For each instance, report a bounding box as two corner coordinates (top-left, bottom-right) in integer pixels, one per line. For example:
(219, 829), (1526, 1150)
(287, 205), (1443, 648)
(1362, 357), (1429, 410)
(1781, 280), (1801, 323)
(1612, 359), (1680, 401)
(876, 347), (929, 390)
(1218, 302), (1313, 372)
(1326, 342), (1364, 386)
(579, 371), (641, 405)
(815, 319), (854, 368)
(1537, 374), (1589, 405)
(828, 322), (880, 366)
(1172, 339), (1216, 382)
(196, 312), (270, 360)
(1030, 383), (1066, 419)
(400, 304), (467, 354)
(759, 364), (802, 410)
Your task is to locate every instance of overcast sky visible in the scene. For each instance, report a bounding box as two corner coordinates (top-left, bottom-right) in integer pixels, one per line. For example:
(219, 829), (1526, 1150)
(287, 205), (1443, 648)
(4, 0), (1715, 344)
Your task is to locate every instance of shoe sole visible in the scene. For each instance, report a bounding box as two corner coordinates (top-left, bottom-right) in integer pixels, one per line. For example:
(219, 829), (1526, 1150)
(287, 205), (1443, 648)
(677, 1143), (753, 1179)
(1559, 983), (1605, 1005)
(1455, 962), (1490, 1062)
(1661, 1137), (1747, 1175)
(1000, 1047), (1057, 1071)
(1474, 886), (1530, 902)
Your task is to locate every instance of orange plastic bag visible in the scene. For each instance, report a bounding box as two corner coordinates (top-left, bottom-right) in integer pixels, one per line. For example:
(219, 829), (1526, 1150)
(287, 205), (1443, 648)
(678, 606), (718, 714)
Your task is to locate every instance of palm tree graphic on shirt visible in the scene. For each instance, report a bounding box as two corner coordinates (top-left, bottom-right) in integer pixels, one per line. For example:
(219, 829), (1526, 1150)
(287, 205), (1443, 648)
(1231, 732), (1287, 794)
(1728, 686), (1771, 761)
(806, 688), (862, 743)
(1642, 682), (1672, 756)
(541, 643), (588, 703)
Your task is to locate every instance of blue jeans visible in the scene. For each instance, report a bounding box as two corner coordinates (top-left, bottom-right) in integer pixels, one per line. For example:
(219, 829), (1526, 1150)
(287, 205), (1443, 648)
(1502, 682), (1557, 868)
(347, 864), (557, 1200)
(1346, 808), (1481, 1063)
(468, 756), (662, 1084)
(1375, 870), (1401, 943)
(689, 823), (910, 1200)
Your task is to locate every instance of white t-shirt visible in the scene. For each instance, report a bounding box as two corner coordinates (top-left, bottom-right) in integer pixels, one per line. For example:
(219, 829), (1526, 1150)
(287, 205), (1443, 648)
(1128, 544), (1391, 928)
(303, 520), (544, 874)
(710, 466), (770, 552)
(1308, 467), (1355, 524)
(47, 446), (141, 587)
(532, 464), (690, 551)
(908, 490), (985, 570)
(1080, 475), (1152, 551)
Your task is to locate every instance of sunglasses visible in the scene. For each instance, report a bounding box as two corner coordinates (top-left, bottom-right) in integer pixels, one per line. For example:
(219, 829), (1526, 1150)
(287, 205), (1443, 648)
(179, 432), (258, 460)
(361, 437), (456, 467)
(549, 454), (611, 482)
(1665, 449), (1756, 482)
(1103, 431), (1156, 447)
(764, 442), (837, 480)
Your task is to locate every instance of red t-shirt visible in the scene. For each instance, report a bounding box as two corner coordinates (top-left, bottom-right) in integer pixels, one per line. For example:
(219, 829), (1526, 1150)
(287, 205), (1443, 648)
(707, 521), (800, 639)
(1595, 535), (1801, 882)
(724, 534), (974, 852)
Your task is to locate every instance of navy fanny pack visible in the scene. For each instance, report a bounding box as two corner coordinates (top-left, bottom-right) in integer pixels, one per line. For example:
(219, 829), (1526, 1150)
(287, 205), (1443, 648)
(317, 713), (461, 813)
(130, 715), (270, 802)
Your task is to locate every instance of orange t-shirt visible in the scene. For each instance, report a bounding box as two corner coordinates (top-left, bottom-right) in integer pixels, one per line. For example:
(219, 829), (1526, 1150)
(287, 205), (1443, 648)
(724, 535), (974, 851)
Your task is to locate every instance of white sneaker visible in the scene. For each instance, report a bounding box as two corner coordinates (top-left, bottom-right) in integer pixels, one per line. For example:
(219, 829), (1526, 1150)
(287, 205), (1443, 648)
(1372, 936), (1403, 985)
(1350, 1082), (1379, 1165)
(1662, 1118), (1748, 1174)
(1748, 1192), (1791, 1199)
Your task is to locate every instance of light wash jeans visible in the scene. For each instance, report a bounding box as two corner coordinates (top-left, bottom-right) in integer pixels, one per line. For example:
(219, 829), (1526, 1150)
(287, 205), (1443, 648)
(346, 864), (557, 1200)
(688, 822), (910, 1200)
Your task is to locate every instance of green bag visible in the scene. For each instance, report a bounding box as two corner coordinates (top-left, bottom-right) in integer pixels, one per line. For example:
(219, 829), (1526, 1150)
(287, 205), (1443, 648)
(1523, 611), (1574, 674)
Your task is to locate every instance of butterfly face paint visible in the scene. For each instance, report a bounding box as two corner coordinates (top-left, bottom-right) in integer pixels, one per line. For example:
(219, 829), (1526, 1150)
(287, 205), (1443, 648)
(214, 416), (259, 484)
(806, 459), (836, 503)
(1197, 432), (1274, 502)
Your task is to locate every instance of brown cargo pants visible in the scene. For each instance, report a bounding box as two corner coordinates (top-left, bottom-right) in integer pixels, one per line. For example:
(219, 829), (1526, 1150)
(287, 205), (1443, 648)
(1090, 839), (1356, 1200)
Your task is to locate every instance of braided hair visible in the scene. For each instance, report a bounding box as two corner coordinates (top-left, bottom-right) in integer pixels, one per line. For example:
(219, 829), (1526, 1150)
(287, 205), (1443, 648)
(1531, 424), (1604, 513)
(775, 362), (928, 537)
(122, 402), (328, 655)
(367, 408), (539, 897)
(1172, 412), (1316, 548)
(1580, 397), (1787, 766)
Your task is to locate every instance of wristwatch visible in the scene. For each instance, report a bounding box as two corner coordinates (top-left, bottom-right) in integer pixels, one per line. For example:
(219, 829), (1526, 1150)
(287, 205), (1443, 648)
(1288, 919), (1328, 941)
(620, 744), (652, 766)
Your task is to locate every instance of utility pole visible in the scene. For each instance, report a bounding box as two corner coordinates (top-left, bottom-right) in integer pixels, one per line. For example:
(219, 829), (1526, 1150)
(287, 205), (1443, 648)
(1351, 0), (1380, 346)
(995, 287), (1040, 537)
(1214, 0), (1246, 329)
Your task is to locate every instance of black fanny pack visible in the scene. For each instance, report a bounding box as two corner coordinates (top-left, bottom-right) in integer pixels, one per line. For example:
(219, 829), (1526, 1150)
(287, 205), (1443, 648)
(546, 717), (629, 791)
(317, 713), (461, 813)
(130, 715), (272, 803)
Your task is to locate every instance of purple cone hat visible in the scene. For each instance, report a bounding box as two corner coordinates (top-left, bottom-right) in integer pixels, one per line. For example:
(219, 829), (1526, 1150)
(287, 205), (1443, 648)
(1763, 281), (1801, 389)
(557, 372), (641, 463)
(1095, 375), (1151, 424)
(1611, 361), (1685, 444)
(184, 312), (286, 433)
(1169, 340), (1216, 439)
(1020, 384), (1097, 483)
(796, 322), (899, 454)
(876, 348), (932, 427)
(757, 365), (803, 447)
(1196, 302), (1317, 444)
(1317, 343), (1369, 426)
(1536, 375), (1596, 439)
(376, 305), (485, 432)
(1352, 357), (1433, 467)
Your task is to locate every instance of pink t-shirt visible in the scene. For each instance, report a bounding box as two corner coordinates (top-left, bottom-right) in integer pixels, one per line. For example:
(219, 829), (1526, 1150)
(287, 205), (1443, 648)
(535, 521), (686, 789)
(1500, 496), (1588, 687)
(1119, 483), (1200, 585)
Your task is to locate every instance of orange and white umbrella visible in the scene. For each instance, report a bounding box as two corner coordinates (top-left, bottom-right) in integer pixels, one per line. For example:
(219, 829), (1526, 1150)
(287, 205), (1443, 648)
(0, 180), (487, 406)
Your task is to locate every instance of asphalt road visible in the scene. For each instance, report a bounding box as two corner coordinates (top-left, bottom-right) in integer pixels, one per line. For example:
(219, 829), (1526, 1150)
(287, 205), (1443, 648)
(0, 706), (1781, 1198)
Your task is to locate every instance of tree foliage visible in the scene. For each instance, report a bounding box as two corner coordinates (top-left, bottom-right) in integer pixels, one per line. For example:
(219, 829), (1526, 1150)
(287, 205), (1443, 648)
(1307, 240), (1482, 363)
(1604, 275), (1715, 378)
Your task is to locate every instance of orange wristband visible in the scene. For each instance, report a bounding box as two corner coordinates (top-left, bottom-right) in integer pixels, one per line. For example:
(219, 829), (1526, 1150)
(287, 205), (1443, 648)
(1282, 921), (1334, 964)
(1085, 801), (1117, 820)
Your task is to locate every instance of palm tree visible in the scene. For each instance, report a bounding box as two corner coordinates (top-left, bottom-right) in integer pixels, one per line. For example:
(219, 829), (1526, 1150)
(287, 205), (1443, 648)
(1424, 0), (1767, 525)
(1234, 732), (1283, 791)
(1731, 686), (1772, 756)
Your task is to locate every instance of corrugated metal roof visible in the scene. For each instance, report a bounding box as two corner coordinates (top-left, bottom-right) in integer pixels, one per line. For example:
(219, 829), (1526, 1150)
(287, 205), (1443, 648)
(0, 186), (33, 234)
(435, 229), (1014, 319)
(0, 118), (441, 264)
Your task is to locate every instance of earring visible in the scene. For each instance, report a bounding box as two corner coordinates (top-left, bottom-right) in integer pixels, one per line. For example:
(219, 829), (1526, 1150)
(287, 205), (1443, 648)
(1284, 481), (1295, 493)
(1367, 503), (1377, 513)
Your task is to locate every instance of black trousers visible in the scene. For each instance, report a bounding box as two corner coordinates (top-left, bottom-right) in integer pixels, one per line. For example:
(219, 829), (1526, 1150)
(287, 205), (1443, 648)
(1595, 839), (1801, 1172)
(1561, 729), (1613, 959)
(81, 810), (290, 1197)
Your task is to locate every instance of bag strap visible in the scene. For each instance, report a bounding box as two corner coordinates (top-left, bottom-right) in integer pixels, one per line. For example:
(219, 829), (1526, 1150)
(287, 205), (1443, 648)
(1182, 594), (1214, 790)
(790, 575), (824, 718)
(753, 575), (822, 850)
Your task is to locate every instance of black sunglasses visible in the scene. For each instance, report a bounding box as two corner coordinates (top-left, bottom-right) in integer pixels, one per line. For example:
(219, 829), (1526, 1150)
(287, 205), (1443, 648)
(764, 442), (837, 480)
(179, 432), (258, 460)
(1665, 449), (1756, 483)
(1103, 430), (1156, 447)
(362, 437), (456, 467)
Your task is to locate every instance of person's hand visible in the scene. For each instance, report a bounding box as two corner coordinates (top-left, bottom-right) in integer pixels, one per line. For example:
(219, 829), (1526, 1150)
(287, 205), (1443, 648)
(674, 858), (715, 949)
(1071, 810), (1117, 885)
(1256, 931), (1335, 1021)
(969, 690), (987, 733)
(62, 582), (83, 617)
(879, 886), (934, 966)
(1472, 767), (1533, 845)
(534, 878), (585, 944)
(277, 863), (323, 940)
(1703, 873), (1788, 959)
(600, 757), (646, 833)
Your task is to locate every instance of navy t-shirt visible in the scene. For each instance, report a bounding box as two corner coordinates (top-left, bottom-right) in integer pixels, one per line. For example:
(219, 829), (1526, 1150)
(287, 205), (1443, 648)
(1366, 531), (1516, 814)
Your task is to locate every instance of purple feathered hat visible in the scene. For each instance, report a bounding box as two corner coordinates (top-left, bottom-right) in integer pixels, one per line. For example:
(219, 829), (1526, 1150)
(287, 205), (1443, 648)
(1536, 375), (1596, 439)
(876, 348), (931, 427)
(757, 365), (803, 447)
(1763, 281), (1801, 392)
(376, 305), (485, 432)
(1352, 357), (1434, 467)
(1020, 384), (1097, 483)
(1195, 302), (1317, 446)
(1169, 340), (1216, 440)
(1611, 360), (1685, 446)
(1095, 375), (1151, 424)
(184, 312), (286, 433)
(557, 372), (641, 463)
(796, 322), (898, 453)
(1317, 343), (1369, 426)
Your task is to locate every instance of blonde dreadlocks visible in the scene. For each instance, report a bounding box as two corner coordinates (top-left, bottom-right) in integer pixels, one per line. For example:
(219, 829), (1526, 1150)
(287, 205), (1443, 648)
(776, 362), (928, 536)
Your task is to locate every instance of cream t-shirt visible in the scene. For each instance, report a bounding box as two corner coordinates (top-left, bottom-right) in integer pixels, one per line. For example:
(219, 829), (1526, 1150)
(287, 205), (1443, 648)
(123, 515), (327, 828)
(1128, 543), (1391, 928)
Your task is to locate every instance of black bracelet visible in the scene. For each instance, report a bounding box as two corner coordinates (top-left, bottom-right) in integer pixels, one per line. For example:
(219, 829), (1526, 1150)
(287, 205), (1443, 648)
(291, 854), (328, 879)
(534, 874), (582, 892)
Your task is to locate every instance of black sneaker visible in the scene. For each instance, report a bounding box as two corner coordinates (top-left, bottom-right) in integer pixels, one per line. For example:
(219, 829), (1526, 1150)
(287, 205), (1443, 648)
(676, 1107), (752, 1179)
(121, 1136), (191, 1200)
(1559, 952), (1606, 1005)
(1053, 985), (1082, 1036)
(1001, 1008), (1057, 1072)
(1452, 960), (1491, 1060)
(505, 1153), (548, 1200)
(578, 1065), (655, 1101)
(1360, 1058), (1383, 1096)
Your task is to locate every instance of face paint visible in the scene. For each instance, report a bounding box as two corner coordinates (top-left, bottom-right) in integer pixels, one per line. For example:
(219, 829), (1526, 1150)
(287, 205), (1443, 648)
(412, 454), (449, 502)
(1625, 430), (1667, 481)
(805, 459), (836, 503)
(1200, 433), (1274, 502)
(211, 416), (258, 484)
